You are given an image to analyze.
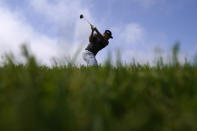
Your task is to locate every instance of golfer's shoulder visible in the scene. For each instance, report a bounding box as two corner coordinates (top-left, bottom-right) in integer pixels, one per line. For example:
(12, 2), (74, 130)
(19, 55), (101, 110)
(101, 37), (109, 45)
(94, 34), (108, 44)
(101, 38), (108, 45)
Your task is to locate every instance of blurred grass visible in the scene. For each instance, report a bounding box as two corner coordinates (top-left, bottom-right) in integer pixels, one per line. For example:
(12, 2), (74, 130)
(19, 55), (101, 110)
(0, 44), (197, 131)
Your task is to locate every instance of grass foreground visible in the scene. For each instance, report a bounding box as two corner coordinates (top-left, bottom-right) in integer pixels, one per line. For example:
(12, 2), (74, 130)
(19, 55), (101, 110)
(0, 44), (197, 131)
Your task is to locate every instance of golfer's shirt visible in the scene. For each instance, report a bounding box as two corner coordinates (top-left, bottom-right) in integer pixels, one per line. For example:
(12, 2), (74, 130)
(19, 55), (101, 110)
(85, 34), (109, 56)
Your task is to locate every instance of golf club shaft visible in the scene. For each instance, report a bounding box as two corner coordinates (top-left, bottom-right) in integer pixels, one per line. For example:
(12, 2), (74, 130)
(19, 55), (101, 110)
(84, 17), (92, 26)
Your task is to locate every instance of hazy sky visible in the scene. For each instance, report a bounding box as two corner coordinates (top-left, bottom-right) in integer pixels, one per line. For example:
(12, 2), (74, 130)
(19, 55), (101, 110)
(0, 0), (196, 65)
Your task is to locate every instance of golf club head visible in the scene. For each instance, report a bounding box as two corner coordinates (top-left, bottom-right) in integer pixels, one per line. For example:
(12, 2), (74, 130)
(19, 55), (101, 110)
(80, 14), (84, 19)
(80, 14), (92, 26)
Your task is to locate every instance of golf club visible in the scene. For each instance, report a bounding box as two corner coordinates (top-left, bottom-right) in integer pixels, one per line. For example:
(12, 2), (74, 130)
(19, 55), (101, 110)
(80, 14), (93, 26)
(80, 14), (100, 36)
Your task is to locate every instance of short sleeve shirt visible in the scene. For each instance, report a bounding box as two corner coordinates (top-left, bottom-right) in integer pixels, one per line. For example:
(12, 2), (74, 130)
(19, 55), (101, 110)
(85, 34), (109, 56)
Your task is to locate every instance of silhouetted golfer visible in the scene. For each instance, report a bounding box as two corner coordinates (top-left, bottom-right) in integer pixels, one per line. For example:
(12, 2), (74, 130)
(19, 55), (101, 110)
(83, 24), (113, 66)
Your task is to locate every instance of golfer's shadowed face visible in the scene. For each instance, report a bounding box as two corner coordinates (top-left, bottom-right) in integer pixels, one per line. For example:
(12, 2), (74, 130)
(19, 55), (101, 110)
(103, 33), (110, 40)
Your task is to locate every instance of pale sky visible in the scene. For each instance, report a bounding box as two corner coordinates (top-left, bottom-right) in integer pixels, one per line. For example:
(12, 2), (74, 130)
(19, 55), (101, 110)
(0, 0), (196, 65)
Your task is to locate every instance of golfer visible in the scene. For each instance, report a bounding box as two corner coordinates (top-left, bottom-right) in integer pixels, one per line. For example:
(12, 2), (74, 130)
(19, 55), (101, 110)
(83, 24), (113, 66)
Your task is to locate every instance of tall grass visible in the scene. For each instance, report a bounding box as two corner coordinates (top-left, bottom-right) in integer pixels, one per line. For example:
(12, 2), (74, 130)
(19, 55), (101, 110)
(0, 44), (197, 131)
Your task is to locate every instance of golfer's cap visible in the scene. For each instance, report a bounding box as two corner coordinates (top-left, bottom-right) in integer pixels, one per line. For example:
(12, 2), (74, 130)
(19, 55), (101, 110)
(105, 30), (113, 39)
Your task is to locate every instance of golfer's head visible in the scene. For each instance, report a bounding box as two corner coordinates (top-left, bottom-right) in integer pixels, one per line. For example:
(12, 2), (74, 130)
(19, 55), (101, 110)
(103, 30), (113, 40)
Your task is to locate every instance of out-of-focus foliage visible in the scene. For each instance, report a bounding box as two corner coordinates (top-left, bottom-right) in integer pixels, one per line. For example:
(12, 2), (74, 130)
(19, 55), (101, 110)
(0, 44), (197, 131)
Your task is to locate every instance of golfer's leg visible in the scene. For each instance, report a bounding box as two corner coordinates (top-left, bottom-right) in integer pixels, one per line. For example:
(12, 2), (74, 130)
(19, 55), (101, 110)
(82, 51), (97, 66)
(82, 51), (89, 65)
(88, 55), (97, 66)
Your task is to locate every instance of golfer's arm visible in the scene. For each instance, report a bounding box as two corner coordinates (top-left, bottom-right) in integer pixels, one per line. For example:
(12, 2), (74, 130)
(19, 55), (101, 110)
(89, 30), (94, 42)
(94, 28), (103, 39)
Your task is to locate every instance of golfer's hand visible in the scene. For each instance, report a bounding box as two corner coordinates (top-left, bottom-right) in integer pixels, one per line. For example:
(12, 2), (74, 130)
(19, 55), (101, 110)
(90, 24), (95, 31)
